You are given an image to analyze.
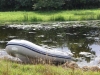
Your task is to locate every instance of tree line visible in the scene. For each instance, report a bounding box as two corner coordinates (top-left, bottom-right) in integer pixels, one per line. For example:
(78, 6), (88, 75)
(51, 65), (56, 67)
(0, 0), (100, 11)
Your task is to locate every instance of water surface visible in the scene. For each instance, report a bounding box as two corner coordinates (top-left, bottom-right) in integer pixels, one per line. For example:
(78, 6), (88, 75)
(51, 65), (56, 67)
(0, 21), (100, 67)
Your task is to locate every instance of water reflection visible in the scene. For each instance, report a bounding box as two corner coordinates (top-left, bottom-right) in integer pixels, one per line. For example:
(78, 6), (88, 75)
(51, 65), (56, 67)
(0, 24), (100, 65)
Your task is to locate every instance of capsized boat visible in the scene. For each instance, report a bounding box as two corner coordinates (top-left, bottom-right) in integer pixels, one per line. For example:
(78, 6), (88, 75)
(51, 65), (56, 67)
(6, 39), (73, 63)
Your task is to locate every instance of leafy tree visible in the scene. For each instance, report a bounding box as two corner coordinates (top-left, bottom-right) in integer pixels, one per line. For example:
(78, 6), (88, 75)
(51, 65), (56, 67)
(0, 0), (100, 11)
(0, 0), (16, 11)
(15, 0), (33, 10)
(32, 0), (65, 10)
(0, 0), (33, 11)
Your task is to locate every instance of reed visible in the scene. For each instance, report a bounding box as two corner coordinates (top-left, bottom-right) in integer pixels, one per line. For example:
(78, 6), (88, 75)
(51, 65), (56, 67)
(49, 15), (66, 21)
(97, 14), (100, 20)
(30, 16), (43, 22)
(23, 13), (28, 22)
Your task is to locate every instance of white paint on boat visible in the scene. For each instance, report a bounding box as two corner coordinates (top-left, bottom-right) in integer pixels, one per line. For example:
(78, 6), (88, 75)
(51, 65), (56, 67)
(0, 50), (21, 62)
(6, 39), (73, 63)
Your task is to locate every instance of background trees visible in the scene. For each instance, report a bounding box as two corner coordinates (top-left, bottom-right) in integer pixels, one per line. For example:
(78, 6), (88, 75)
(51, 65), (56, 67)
(0, 0), (100, 11)
(32, 0), (65, 10)
(0, 0), (33, 11)
(32, 0), (100, 10)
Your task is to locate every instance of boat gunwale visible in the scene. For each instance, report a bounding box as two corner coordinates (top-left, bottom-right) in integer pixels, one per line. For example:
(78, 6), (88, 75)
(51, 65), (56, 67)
(7, 43), (71, 59)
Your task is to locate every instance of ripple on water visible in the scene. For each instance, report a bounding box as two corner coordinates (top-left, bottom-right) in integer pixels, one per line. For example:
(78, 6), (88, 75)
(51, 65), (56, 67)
(0, 41), (8, 43)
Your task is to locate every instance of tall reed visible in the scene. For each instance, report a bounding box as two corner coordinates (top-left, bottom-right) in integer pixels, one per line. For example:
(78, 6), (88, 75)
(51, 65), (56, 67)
(23, 13), (28, 22)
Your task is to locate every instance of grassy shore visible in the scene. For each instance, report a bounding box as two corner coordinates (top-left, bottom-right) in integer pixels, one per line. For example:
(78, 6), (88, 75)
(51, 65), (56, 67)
(0, 9), (100, 25)
(0, 59), (100, 75)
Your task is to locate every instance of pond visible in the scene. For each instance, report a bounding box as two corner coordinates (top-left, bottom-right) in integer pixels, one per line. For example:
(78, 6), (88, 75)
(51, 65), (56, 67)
(0, 21), (100, 67)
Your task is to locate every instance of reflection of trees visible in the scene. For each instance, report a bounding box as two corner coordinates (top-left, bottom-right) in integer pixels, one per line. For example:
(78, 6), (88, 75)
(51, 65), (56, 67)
(0, 26), (26, 48)
(0, 26), (18, 48)
(33, 26), (100, 62)
(64, 26), (99, 62)
(34, 28), (66, 46)
(65, 27), (92, 57)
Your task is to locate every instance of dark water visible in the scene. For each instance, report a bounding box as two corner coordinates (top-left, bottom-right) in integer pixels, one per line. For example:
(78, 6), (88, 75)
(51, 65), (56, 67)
(0, 21), (100, 67)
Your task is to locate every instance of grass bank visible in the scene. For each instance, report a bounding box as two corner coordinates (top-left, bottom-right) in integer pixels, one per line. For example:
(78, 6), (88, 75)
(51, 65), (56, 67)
(0, 9), (100, 25)
(0, 59), (100, 75)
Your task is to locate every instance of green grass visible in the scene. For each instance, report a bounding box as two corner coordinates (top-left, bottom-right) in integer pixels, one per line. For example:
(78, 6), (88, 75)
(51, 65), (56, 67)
(0, 9), (100, 24)
(0, 59), (100, 75)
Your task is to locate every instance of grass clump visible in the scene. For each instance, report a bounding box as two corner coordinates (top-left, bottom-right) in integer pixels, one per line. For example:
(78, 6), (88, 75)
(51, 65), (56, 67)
(30, 16), (43, 22)
(23, 13), (28, 22)
(49, 15), (65, 21)
(97, 14), (100, 20)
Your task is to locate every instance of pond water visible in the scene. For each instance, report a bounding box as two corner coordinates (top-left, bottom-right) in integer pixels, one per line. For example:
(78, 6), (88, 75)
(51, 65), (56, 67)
(0, 21), (100, 67)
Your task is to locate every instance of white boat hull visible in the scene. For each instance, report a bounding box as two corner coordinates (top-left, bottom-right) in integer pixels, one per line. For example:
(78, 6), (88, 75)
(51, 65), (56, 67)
(6, 39), (73, 63)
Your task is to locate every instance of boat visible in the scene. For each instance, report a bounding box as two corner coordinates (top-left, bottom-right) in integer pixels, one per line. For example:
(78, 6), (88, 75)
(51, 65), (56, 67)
(6, 39), (73, 64)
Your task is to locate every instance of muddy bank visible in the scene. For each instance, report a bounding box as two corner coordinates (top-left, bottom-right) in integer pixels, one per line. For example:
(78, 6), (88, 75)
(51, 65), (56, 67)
(62, 61), (100, 72)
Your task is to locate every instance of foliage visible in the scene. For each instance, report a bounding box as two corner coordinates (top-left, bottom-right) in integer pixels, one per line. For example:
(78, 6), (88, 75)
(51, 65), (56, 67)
(15, 0), (33, 10)
(32, 0), (65, 10)
(0, 0), (33, 11)
(0, 0), (100, 11)
(33, 0), (100, 10)
(0, 0), (16, 11)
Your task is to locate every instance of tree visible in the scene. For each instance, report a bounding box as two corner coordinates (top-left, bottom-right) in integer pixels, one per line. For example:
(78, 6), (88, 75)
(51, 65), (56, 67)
(0, 0), (33, 11)
(15, 0), (33, 10)
(32, 0), (65, 10)
(0, 0), (16, 11)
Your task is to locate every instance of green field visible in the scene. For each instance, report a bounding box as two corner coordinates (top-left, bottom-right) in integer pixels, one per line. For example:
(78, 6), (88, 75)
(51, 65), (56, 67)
(0, 59), (100, 75)
(0, 9), (100, 24)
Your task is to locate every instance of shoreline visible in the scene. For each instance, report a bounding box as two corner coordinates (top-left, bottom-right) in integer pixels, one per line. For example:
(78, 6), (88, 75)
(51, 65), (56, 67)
(0, 20), (100, 28)
(0, 50), (100, 69)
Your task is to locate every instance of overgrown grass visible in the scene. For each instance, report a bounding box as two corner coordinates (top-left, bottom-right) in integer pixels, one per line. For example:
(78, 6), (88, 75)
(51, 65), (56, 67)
(0, 9), (100, 24)
(0, 59), (100, 75)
